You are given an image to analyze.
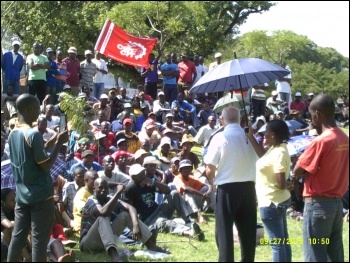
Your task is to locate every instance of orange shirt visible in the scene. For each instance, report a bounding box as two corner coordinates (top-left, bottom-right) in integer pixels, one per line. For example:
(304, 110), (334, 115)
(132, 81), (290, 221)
(297, 127), (349, 198)
(173, 174), (204, 195)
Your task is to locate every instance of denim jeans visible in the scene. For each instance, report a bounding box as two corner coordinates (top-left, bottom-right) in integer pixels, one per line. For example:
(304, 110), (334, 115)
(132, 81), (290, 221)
(164, 84), (178, 104)
(7, 198), (55, 262)
(302, 198), (344, 262)
(260, 198), (292, 262)
(3, 78), (20, 95)
(93, 82), (105, 100)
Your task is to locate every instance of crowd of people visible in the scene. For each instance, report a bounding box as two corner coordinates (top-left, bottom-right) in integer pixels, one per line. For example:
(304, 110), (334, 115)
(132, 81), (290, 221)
(1, 40), (349, 262)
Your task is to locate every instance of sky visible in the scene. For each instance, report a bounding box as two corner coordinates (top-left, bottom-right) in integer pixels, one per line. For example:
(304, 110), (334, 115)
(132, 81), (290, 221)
(238, 1), (349, 58)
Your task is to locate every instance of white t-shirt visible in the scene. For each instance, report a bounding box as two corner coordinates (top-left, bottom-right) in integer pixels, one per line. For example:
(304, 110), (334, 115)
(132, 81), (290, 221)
(204, 123), (258, 185)
(194, 64), (206, 84)
(46, 116), (60, 128)
(194, 125), (218, 146)
(92, 58), (108, 83)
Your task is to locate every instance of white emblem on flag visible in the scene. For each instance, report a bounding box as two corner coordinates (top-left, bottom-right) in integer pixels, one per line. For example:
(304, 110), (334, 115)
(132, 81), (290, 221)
(117, 41), (147, 60)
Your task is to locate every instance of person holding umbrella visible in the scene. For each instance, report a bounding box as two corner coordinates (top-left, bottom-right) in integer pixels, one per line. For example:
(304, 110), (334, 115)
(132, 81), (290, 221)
(247, 120), (294, 262)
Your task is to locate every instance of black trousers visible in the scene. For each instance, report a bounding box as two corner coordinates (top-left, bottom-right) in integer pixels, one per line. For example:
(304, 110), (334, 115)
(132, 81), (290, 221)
(28, 80), (47, 104)
(216, 182), (257, 262)
(145, 82), (158, 100)
(250, 98), (266, 123)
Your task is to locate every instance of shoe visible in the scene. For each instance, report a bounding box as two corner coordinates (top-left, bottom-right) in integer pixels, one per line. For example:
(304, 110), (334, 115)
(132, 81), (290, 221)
(192, 222), (205, 241)
(62, 239), (77, 248)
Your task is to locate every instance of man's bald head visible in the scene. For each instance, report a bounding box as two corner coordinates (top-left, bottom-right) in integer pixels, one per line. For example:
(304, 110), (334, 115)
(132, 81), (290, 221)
(84, 170), (98, 180)
(310, 94), (335, 118)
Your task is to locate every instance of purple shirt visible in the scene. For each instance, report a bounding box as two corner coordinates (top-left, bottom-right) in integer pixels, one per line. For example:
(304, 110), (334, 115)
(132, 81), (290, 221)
(141, 59), (158, 83)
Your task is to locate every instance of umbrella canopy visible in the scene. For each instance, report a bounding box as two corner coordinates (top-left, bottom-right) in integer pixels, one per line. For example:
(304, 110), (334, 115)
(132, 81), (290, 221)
(258, 120), (304, 134)
(213, 92), (250, 113)
(190, 58), (290, 94)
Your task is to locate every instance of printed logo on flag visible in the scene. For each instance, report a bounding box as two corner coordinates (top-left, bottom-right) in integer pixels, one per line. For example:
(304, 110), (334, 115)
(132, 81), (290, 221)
(95, 19), (157, 68)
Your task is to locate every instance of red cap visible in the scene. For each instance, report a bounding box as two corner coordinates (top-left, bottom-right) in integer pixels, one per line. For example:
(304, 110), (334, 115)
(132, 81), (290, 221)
(123, 118), (133, 126)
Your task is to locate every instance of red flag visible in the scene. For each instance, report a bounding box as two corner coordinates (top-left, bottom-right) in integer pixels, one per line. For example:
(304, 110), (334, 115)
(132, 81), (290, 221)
(95, 19), (157, 68)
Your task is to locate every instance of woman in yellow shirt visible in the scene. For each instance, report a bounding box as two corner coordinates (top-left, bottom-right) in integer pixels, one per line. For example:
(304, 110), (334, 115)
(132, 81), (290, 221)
(248, 120), (293, 262)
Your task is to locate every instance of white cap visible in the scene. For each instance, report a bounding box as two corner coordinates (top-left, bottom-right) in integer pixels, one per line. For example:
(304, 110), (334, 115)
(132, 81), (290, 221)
(129, 164), (146, 176)
(142, 156), (161, 167)
(12, 40), (21, 46)
(100, 94), (108, 100)
(214, 52), (222, 58)
(84, 50), (93, 55)
(158, 91), (165, 96)
(295, 92), (302, 97)
(272, 90), (278, 96)
(252, 116), (266, 130)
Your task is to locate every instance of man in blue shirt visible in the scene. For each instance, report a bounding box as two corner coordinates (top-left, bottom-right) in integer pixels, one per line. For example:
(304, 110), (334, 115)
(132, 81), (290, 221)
(171, 93), (200, 128)
(1, 40), (24, 95)
(160, 53), (180, 104)
(45, 48), (59, 103)
(70, 150), (103, 174)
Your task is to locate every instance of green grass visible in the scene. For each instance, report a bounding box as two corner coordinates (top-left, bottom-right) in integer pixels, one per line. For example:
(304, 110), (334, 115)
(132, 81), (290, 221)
(68, 213), (349, 262)
(67, 144), (349, 262)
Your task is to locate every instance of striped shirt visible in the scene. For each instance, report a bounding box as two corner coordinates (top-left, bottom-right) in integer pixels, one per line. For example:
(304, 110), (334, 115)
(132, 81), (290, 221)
(80, 60), (97, 88)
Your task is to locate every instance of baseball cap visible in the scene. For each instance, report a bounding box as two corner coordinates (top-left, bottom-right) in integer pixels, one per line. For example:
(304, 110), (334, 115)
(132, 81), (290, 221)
(100, 94), (108, 100)
(78, 92), (87, 99)
(123, 103), (132, 108)
(123, 118), (133, 126)
(129, 164), (146, 177)
(12, 40), (21, 46)
(142, 156), (161, 167)
(158, 137), (172, 149)
(179, 159), (192, 169)
(148, 112), (156, 117)
(84, 50), (93, 55)
(295, 92), (302, 97)
(82, 150), (94, 158)
(308, 92), (314, 96)
(46, 47), (54, 53)
(214, 52), (222, 58)
(271, 90), (278, 96)
(252, 116), (266, 130)
(67, 47), (77, 54)
(134, 149), (148, 160)
(170, 156), (181, 164)
(63, 84), (71, 90)
(116, 138), (127, 146)
(166, 113), (174, 118)
(144, 119), (156, 129)
(158, 91), (165, 96)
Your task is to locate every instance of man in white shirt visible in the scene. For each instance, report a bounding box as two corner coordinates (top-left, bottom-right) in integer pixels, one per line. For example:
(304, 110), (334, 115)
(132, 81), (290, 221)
(92, 51), (108, 100)
(193, 55), (205, 84)
(204, 106), (258, 262)
(44, 104), (60, 128)
(275, 62), (292, 105)
(194, 115), (218, 164)
(208, 52), (222, 71)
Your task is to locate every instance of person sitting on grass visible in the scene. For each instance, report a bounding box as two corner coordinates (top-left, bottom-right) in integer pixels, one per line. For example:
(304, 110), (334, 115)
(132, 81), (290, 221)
(173, 160), (213, 224)
(177, 134), (200, 170)
(80, 178), (167, 262)
(123, 164), (205, 241)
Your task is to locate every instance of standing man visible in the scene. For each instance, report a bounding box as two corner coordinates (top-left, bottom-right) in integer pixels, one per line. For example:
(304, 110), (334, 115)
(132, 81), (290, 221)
(292, 94), (349, 262)
(92, 51), (108, 100)
(209, 52), (223, 98)
(63, 47), (80, 96)
(1, 40), (24, 96)
(7, 94), (68, 262)
(26, 42), (50, 104)
(45, 48), (59, 102)
(204, 106), (258, 262)
(55, 50), (68, 102)
(80, 50), (97, 93)
(193, 55), (205, 85)
(177, 53), (197, 97)
(275, 62), (292, 106)
(141, 44), (162, 100)
(160, 53), (179, 104)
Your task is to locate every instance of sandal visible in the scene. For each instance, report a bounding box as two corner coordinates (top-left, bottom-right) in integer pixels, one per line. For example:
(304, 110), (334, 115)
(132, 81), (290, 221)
(154, 246), (171, 254)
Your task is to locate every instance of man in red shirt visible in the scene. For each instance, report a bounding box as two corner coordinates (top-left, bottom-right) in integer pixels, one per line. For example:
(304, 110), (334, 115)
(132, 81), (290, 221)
(292, 94), (349, 262)
(177, 53), (197, 97)
(63, 47), (80, 96)
(290, 92), (307, 116)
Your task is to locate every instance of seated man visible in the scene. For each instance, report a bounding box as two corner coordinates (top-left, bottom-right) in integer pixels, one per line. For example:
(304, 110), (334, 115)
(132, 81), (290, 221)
(124, 164), (204, 240)
(70, 150), (103, 174)
(80, 178), (167, 262)
(173, 160), (213, 224)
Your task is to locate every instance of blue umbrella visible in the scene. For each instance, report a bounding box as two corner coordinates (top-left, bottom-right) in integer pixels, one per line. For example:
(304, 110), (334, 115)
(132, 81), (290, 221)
(287, 135), (315, 156)
(190, 58), (290, 94)
(258, 120), (304, 134)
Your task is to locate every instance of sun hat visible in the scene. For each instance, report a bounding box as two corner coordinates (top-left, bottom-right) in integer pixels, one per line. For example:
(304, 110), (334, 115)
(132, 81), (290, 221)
(181, 134), (194, 146)
(166, 113), (174, 118)
(142, 156), (161, 167)
(271, 90), (278, 96)
(67, 47), (77, 54)
(129, 164), (146, 177)
(100, 94), (108, 100)
(82, 150), (94, 158)
(158, 137), (172, 149)
(179, 159), (192, 169)
(307, 92), (314, 96)
(134, 149), (148, 160)
(214, 52), (222, 58)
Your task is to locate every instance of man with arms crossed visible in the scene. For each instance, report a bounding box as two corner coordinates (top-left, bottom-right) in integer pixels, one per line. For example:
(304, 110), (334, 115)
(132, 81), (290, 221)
(204, 106), (258, 262)
(292, 94), (349, 262)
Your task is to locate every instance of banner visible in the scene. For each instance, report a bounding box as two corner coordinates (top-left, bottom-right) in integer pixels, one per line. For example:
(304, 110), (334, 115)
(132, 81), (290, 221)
(95, 19), (158, 68)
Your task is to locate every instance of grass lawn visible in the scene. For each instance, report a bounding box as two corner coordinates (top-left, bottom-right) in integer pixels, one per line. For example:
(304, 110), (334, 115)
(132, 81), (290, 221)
(68, 143), (349, 262)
